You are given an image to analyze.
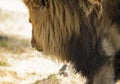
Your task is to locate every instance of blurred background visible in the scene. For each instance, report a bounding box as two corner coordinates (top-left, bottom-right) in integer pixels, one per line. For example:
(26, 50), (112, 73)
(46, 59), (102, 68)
(0, 0), (85, 84)
(0, 0), (60, 84)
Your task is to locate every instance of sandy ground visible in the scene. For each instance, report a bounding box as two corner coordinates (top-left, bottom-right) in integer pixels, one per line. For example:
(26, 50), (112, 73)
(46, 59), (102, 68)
(0, 0), (85, 84)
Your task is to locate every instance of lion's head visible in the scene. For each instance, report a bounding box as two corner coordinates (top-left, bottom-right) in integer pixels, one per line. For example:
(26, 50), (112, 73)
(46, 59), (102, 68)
(24, 0), (97, 62)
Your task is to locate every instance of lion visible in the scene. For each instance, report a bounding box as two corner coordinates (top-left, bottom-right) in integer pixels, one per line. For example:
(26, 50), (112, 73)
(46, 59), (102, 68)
(23, 0), (120, 84)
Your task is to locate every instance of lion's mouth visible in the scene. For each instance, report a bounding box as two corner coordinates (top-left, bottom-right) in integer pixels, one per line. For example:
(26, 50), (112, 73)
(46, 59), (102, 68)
(31, 37), (43, 52)
(31, 42), (43, 52)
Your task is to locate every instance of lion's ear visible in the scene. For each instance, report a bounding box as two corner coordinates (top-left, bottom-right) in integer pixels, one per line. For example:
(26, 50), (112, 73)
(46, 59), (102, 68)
(32, 0), (48, 7)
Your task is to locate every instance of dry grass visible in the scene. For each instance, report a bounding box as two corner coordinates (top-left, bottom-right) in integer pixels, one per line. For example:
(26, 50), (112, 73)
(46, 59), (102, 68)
(0, 56), (8, 66)
(36, 74), (61, 84)
(0, 35), (31, 53)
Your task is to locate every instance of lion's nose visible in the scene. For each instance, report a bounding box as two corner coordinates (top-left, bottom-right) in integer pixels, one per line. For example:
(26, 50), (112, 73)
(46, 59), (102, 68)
(31, 38), (35, 48)
(31, 38), (43, 51)
(31, 42), (35, 48)
(29, 18), (31, 23)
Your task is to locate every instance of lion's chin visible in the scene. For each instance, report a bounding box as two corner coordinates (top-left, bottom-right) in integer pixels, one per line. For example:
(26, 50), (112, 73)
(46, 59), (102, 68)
(36, 48), (43, 52)
(32, 44), (43, 52)
(34, 47), (43, 52)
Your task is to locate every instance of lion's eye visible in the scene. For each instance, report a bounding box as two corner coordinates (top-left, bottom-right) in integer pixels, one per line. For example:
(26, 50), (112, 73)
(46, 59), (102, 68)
(41, 0), (48, 6)
(31, 0), (48, 8)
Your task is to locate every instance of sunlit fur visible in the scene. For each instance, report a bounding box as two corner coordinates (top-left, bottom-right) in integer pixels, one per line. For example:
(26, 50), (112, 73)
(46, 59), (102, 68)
(24, 0), (82, 60)
(23, 0), (120, 84)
